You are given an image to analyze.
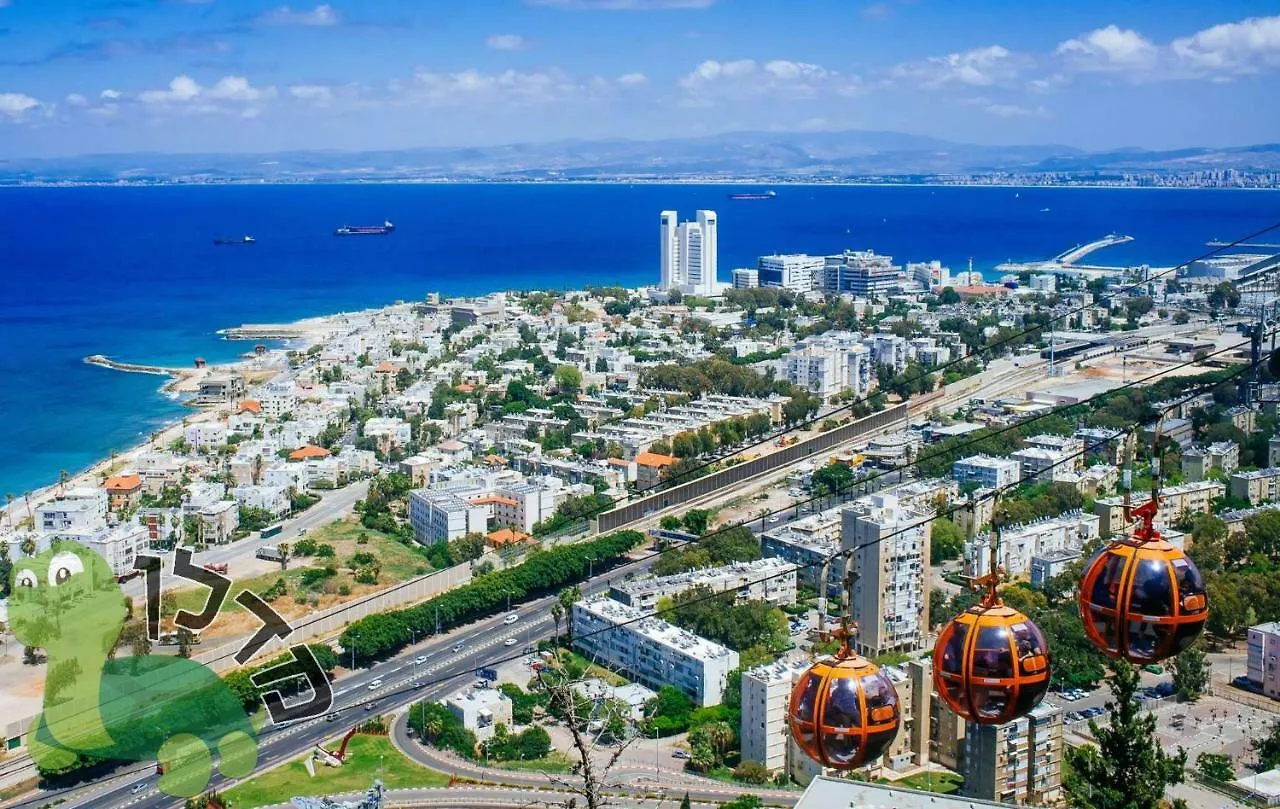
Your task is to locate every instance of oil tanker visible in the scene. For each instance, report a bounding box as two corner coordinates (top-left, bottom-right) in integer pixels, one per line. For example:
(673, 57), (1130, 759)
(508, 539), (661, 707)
(335, 220), (395, 236)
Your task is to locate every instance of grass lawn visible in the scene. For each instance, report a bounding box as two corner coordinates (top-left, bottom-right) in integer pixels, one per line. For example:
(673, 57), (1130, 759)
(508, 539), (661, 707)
(221, 734), (449, 809)
(555, 648), (627, 686)
(491, 751), (573, 773)
(164, 518), (435, 623)
(883, 771), (963, 794)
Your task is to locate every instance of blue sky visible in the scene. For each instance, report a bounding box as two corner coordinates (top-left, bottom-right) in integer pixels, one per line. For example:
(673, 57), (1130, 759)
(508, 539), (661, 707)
(0, 0), (1277, 157)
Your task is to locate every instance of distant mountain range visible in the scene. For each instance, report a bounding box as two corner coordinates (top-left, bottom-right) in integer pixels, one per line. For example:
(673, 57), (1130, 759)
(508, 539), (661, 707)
(3, 129), (1279, 184)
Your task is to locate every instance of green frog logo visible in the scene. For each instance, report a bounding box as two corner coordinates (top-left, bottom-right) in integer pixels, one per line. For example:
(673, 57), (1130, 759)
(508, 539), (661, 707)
(9, 541), (259, 797)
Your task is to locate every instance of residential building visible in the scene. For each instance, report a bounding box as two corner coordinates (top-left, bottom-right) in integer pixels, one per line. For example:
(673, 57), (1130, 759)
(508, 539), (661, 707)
(1010, 446), (1075, 483)
(965, 512), (1098, 579)
(952, 455), (1021, 490)
(409, 489), (490, 543)
(1030, 548), (1082, 589)
(445, 688), (513, 743)
(571, 596), (739, 707)
(363, 417), (413, 451)
(658, 209), (718, 296)
(197, 500), (240, 544)
(732, 268), (759, 289)
(399, 455), (435, 487)
(233, 485), (291, 518)
(740, 658), (812, 773)
(609, 558), (797, 614)
(758, 254), (823, 292)
(1074, 427), (1127, 465)
(1270, 436), (1280, 468)
(841, 494), (930, 657)
(761, 515), (842, 598)
(1182, 440), (1240, 482)
(1231, 468), (1280, 505)
(1248, 622), (1280, 699)
(39, 489), (108, 534)
(104, 474), (143, 513)
(785, 332), (872, 398)
(1025, 434), (1084, 471)
(962, 703), (1063, 805)
(195, 373), (246, 405)
(1094, 480), (1224, 536)
(635, 451), (677, 491)
(55, 523), (145, 579)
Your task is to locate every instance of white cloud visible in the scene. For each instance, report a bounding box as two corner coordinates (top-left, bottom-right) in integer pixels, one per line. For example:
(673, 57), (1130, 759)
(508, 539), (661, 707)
(0, 92), (40, 118)
(139, 75), (202, 104)
(1172, 15), (1280, 75)
(527, 0), (714, 8)
(1057, 25), (1158, 71)
(290, 84), (334, 103)
(100, 88), (122, 100)
(65, 93), (88, 107)
(486, 33), (527, 50)
(406, 67), (601, 106)
(617, 72), (648, 86)
(207, 76), (276, 102)
(982, 103), (1048, 119)
(678, 58), (859, 102)
(890, 45), (1021, 88)
(260, 4), (341, 26)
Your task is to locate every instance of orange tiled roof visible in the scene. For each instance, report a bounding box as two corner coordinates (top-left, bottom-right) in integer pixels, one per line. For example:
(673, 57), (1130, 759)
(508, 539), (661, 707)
(289, 444), (331, 461)
(105, 474), (142, 492)
(374, 361), (401, 373)
(469, 495), (519, 507)
(635, 451), (678, 468)
(237, 399), (262, 414)
(456, 383), (476, 393)
(484, 454), (510, 465)
(487, 528), (531, 546)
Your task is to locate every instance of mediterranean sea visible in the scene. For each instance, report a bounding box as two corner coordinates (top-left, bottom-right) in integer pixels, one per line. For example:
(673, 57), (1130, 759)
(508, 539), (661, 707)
(0, 183), (1277, 497)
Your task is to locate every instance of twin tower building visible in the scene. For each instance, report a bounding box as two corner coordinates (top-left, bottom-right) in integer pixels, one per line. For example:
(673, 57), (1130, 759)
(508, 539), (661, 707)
(658, 209), (719, 297)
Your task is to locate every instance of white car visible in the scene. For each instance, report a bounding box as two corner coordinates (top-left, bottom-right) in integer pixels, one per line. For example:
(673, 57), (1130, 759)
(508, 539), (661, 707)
(504, 638), (518, 647)
(504, 613), (520, 625)
(368, 678), (382, 690)
(414, 655), (427, 665)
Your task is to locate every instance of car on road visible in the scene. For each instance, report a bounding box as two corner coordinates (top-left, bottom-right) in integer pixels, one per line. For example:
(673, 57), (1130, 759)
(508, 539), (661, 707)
(504, 638), (518, 646)
(132, 783), (149, 794)
(504, 613), (520, 625)
(365, 701), (378, 711)
(298, 528), (308, 536)
(414, 655), (427, 665)
(672, 750), (689, 759)
(368, 678), (382, 690)
(452, 644), (464, 653)
(767, 516), (780, 523)
(325, 711), (341, 722)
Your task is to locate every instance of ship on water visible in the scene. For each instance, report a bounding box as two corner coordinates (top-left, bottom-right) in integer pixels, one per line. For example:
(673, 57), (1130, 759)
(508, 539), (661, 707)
(727, 190), (776, 200)
(213, 236), (255, 245)
(334, 220), (395, 236)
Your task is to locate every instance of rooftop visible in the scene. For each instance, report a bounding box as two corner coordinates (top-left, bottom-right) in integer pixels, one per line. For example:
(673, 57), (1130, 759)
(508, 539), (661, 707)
(795, 776), (1019, 809)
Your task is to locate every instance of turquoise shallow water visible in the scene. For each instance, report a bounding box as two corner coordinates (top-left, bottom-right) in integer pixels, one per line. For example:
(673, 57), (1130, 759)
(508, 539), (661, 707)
(0, 182), (1276, 496)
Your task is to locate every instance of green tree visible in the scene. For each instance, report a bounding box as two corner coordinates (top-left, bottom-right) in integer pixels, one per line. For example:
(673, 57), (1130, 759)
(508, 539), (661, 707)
(176, 627), (195, 660)
(681, 509), (711, 536)
(1257, 720), (1280, 771)
(554, 364), (583, 393)
(931, 515), (964, 564)
(1170, 641), (1209, 702)
(938, 287), (961, 305)
(1065, 661), (1186, 809)
(679, 793), (692, 809)
(720, 797), (763, 809)
(1196, 752), (1235, 782)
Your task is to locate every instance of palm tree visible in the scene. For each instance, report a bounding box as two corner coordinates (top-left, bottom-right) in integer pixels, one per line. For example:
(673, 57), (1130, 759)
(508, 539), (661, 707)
(705, 721), (733, 760)
(550, 601), (565, 644)
(253, 454), (264, 485)
(58, 469), (69, 494)
(558, 586), (582, 645)
(19, 537), (37, 558)
(278, 542), (291, 571)
(3, 493), (12, 531)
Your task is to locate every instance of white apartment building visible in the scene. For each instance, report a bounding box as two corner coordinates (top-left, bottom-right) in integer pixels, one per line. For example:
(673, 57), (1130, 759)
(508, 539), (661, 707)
(609, 558), (797, 614)
(39, 488), (109, 534)
(757, 254), (823, 292)
(53, 523), (145, 579)
(363, 417), (413, 449)
(233, 484), (291, 517)
(785, 332), (872, 399)
(1248, 622), (1280, 699)
(963, 703), (1063, 805)
(1231, 467), (1280, 505)
(863, 333), (909, 373)
(1024, 434), (1084, 471)
(409, 489), (489, 543)
(908, 337), (951, 367)
(1094, 480), (1224, 536)
(841, 494), (930, 657)
(1011, 446), (1076, 483)
(741, 658), (813, 772)
(445, 688), (513, 742)
(183, 422), (227, 451)
(198, 499), (240, 544)
(659, 209), (718, 296)
(1183, 440), (1240, 482)
(257, 381), (300, 419)
(952, 455), (1022, 490)
(572, 597), (739, 707)
(732, 268), (759, 289)
(965, 511), (1100, 579)
(910, 260), (949, 289)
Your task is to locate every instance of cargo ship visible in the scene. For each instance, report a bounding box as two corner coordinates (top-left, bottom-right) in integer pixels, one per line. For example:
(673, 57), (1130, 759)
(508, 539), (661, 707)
(213, 236), (255, 245)
(727, 190), (776, 200)
(334, 220), (395, 236)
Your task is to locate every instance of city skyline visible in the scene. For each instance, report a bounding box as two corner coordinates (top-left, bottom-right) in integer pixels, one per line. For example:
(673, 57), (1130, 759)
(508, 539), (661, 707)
(0, 1), (1276, 158)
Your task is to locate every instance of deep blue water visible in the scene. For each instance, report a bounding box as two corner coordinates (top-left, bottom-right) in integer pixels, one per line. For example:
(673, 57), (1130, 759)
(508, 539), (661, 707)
(0, 183), (1277, 496)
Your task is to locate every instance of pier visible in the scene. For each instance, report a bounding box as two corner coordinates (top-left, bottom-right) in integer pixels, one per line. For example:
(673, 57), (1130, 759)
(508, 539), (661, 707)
(84, 355), (182, 377)
(1054, 234), (1133, 266)
(996, 233), (1136, 277)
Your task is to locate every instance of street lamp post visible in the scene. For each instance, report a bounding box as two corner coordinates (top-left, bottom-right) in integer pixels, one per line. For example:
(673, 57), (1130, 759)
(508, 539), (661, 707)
(350, 632), (358, 671)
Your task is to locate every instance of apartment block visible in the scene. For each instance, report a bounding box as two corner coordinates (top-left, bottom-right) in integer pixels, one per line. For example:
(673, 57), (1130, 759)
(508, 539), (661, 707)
(740, 658), (813, 772)
(952, 455), (1021, 490)
(1093, 480), (1224, 537)
(572, 596), (739, 707)
(1248, 622), (1280, 699)
(841, 494), (930, 657)
(1183, 440), (1240, 482)
(1231, 468), (1280, 506)
(963, 703), (1063, 805)
(965, 511), (1099, 579)
(609, 557), (797, 614)
(1010, 447), (1076, 483)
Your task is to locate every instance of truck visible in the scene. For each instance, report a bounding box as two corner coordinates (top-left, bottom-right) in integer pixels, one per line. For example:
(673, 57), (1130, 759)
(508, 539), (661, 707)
(256, 545), (284, 563)
(260, 525), (283, 539)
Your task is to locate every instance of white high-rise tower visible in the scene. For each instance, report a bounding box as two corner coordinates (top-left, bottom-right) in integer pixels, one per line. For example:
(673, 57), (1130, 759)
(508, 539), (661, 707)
(658, 209), (718, 296)
(659, 210), (679, 291)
